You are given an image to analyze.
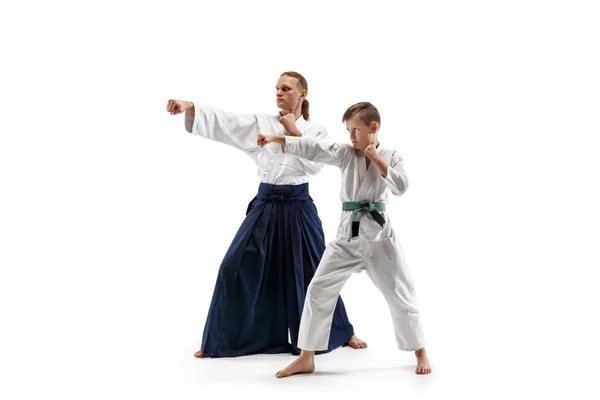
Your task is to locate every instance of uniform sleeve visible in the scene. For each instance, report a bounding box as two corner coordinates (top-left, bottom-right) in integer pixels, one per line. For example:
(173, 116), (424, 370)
(382, 151), (409, 196)
(284, 136), (352, 170)
(184, 104), (259, 153)
(295, 125), (329, 175)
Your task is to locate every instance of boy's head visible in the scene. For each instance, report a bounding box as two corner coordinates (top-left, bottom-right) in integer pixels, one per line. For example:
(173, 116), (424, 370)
(342, 102), (380, 150)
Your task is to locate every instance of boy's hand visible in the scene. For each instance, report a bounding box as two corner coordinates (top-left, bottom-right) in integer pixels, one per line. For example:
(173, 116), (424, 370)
(364, 144), (380, 161)
(365, 144), (388, 177)
(257, 134), (273, 147)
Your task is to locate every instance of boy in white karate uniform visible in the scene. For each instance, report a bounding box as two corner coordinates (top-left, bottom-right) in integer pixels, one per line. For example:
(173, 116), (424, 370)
(257, 102), (431, 377)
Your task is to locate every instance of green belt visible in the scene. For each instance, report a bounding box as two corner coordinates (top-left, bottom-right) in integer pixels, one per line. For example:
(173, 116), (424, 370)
(342, 201), (386, 241)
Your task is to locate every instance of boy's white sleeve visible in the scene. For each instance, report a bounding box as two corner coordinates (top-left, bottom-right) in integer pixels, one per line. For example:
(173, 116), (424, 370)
(297, 126), (329, 176)
(284, 136), (351, 169)
(382, 151), (409, 196)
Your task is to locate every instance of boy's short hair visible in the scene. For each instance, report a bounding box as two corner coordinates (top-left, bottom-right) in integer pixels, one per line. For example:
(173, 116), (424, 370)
(342, 102), (381, 127)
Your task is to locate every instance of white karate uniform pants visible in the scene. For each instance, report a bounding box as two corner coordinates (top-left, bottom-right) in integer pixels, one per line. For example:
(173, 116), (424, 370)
(297, 235), (425, 352)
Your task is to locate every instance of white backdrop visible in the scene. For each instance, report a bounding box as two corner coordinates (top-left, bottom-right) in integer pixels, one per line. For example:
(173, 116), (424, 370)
(1, 1), (599, 399)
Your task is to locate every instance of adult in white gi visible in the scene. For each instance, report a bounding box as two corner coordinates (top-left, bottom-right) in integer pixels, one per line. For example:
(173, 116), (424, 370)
(257, 101), (431, 376)
(166, 72), (366, 358)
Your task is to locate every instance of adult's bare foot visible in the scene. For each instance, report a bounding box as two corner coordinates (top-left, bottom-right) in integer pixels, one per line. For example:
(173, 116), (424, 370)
(193, 351), (210, 358)
(346, 335), (368, 349)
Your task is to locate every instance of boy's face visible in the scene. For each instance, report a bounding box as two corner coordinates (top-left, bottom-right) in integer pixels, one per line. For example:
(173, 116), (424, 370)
(345, 115), (378, 150)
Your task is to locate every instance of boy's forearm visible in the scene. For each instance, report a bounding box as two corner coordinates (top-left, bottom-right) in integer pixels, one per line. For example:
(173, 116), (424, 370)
(285, 136), (346, 168)
(272, 135), (286, 147)
(372, 156), (389, 178)
(185, 102), (195, 116)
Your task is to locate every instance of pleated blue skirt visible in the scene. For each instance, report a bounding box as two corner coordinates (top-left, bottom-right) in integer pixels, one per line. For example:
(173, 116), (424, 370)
(200, 183), (355, 357)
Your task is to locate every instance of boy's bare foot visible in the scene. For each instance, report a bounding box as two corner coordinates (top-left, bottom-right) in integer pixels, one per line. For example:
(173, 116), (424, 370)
(275, 351), (315, 378)
(346, 335), (368, 349)
(193, 351), (210, 358)
(415, 348), (431, 374)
